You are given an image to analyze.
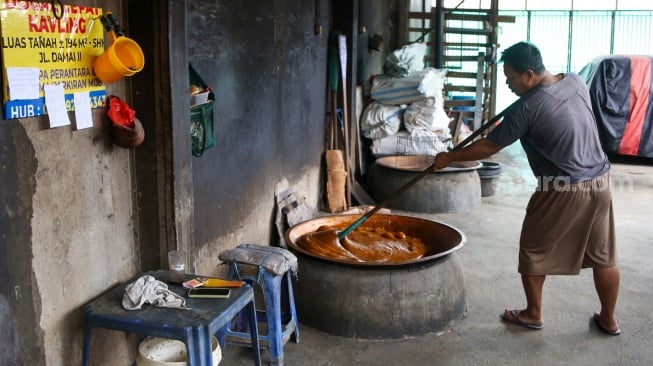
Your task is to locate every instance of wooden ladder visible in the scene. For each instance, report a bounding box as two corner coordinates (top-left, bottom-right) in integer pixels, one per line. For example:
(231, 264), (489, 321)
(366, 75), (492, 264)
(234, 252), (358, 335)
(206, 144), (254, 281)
(401, 1), (514, 137)
(440, 7), (498, 136)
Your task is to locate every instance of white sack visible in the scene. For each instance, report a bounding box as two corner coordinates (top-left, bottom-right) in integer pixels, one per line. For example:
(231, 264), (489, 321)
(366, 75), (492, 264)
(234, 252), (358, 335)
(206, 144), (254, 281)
(404, 98), (452, 133)
(371, 68), (447, 106)
(360, 102), (403, 139)
(396, 129), (450, 156)
(383, 42), (427, 77)
(370, 130), (451, 157)
(370, 131), (408, 157)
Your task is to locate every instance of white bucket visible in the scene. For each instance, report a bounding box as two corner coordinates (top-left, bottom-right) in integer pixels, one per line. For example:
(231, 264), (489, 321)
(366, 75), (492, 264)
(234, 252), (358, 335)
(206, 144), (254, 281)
(136, 336), (222, 366)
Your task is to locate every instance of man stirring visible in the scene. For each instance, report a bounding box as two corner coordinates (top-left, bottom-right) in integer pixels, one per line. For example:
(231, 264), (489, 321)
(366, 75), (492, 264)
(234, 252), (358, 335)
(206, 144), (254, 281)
(434, 41), (621, 335)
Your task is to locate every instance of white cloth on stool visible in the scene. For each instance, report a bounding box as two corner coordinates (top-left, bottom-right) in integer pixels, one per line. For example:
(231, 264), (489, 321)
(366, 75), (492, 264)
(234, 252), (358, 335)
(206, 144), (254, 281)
(122, 275), (189, 310)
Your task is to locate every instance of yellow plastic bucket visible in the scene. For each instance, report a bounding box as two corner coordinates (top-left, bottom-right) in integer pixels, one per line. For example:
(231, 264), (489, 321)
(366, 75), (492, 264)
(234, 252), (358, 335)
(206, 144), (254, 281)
(93, 37), (145, 83)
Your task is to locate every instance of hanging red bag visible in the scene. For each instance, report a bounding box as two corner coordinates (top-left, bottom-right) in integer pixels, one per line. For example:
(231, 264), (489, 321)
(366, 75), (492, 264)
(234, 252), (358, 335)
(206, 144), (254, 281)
(106, 95), (144, 148)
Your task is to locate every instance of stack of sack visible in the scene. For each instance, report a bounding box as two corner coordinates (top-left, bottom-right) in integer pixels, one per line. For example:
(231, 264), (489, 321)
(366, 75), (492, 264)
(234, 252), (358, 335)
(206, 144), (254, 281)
(361, 42), (452, 157)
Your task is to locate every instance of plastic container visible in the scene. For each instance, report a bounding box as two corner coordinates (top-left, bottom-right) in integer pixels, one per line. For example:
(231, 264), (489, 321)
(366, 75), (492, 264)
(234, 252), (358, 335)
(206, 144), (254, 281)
(136, 336), (222, 366)
(110, 117), (145, 148)
(93, 37), (145, 83)
(477, 161), (502, 197)
(190, 90), (211, 106)
(477, 161), (502, 178)
(480, 176), (498, 197)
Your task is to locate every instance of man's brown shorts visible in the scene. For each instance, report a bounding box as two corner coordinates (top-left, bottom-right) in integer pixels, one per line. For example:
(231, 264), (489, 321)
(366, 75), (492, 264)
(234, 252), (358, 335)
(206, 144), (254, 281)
(519, 173), (617, 275)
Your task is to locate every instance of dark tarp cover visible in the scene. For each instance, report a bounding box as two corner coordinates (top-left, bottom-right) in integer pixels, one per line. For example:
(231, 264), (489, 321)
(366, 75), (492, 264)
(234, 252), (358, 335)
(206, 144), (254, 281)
(579, 55), (653, 158)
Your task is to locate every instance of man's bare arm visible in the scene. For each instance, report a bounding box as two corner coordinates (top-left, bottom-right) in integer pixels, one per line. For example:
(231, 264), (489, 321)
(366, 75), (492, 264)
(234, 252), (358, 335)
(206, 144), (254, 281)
(434, 138), (504, 170)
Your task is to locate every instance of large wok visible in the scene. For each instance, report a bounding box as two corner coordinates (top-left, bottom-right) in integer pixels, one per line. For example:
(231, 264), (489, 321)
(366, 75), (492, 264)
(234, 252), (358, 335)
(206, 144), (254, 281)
(285, 214), (466, 267)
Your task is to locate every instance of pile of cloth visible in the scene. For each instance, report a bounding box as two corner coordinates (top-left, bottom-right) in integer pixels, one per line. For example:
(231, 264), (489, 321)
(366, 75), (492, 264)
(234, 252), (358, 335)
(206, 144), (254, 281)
(122, 275), (189, 310)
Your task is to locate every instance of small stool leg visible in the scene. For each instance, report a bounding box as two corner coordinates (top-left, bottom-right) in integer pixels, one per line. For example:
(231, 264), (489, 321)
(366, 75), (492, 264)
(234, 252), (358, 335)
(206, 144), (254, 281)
(227, 264), (252, 333)
(246, 298), (262, 366)
(262, 272), (284, 366)
(285, 273), (300, 343)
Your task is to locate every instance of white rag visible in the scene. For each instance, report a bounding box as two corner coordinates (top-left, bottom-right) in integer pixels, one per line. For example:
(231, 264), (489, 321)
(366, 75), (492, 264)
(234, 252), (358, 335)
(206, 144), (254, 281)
(122, 275), (189, 310)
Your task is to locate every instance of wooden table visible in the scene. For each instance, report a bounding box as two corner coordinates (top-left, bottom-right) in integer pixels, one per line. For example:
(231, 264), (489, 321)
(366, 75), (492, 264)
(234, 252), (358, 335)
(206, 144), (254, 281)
(82, 270), (260, 366)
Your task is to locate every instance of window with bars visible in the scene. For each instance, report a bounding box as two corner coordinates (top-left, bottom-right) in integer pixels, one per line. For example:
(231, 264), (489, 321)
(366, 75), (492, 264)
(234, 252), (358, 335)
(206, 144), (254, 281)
(405, 2), (653, 112)
(497, 10), (653, 74)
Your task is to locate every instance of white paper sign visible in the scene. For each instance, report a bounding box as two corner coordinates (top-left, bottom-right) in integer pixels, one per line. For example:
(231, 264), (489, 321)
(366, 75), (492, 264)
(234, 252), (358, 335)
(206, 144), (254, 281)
(44, 84), (71, 128)
(73, 92), (93, 129)
(6, 67), (40, 100)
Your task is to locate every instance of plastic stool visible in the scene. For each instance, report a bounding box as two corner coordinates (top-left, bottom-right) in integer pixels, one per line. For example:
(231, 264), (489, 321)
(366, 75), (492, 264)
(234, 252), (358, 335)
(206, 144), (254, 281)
(217, 244), (299, 366)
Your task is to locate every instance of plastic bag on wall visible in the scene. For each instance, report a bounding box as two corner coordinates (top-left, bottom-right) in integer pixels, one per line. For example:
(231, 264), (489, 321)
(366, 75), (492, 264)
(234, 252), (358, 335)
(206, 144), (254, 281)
(189, 63), (216, 157)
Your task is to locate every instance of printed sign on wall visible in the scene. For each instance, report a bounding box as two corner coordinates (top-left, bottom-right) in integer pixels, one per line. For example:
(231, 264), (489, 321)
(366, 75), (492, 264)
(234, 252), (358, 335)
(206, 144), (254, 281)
(0, 1), (106, 120)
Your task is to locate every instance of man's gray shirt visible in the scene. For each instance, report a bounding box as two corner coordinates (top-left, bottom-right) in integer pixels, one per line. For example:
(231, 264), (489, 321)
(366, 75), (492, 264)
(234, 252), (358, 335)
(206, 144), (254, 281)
(488, 73), (610, 183)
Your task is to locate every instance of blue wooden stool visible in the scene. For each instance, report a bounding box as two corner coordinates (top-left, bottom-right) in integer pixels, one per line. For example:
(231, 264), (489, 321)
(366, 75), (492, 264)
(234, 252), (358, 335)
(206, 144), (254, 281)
(218, 244), (299, 366)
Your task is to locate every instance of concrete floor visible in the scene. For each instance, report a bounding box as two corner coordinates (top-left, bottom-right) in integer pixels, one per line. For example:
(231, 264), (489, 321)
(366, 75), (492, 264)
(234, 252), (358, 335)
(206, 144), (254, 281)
(221, 144), (653, 366)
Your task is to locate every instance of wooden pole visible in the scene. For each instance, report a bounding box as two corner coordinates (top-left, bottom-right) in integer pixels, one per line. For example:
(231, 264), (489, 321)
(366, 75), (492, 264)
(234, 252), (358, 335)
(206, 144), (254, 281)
(338, 34), (351, 208)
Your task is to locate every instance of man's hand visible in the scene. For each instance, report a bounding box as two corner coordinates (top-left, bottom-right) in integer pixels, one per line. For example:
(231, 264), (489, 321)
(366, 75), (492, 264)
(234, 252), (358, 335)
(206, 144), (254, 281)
(433, 152), (452, 171)
(432, 138), (503, 172)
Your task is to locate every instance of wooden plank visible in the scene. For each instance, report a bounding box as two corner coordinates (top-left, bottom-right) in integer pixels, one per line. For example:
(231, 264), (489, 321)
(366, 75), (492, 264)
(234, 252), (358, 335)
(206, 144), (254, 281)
(445, 99), (476, 107)
(444, 55), (490, 62)
(496, 15), (516, 23)
(407, 11), (431, 20)
(443, 41), (492, 48)
(444, 85), (493, 93)
(447, 71), (492, 79)
(447, 13), (489, 22)
(448, 73), (493, 80)
(324, 151), (347, 213)
(446, 8), (492, 14)
(450, 111), (464, 144)
(444, 85), (478, 93)
(473, 53), (485, 133)
(444, 27), (492, 35)
(427, 55), (489, 62)
(407, 10), (512, 23)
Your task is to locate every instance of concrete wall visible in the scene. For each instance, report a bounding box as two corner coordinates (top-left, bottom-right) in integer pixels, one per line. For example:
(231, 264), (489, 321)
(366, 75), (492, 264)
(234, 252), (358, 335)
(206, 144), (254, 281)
(182, 0), (402, 275)
(0, 0), (400, 364)
(185, 0), (327, 274)
(358, 0), (403, 85)
(0, 2), (139, 364)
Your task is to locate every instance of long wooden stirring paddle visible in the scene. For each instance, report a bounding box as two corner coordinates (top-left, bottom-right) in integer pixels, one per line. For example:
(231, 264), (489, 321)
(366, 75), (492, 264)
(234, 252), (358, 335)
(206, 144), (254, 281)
(336, 103), (514, 241)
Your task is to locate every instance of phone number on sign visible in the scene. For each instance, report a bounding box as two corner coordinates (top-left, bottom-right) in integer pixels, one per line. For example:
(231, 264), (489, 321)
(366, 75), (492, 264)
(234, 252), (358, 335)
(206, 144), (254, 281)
(62, 94), (106, 111)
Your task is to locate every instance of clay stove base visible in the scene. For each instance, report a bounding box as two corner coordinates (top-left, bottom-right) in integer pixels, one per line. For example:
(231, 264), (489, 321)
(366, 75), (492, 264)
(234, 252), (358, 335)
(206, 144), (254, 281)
(366, 162), (481, 213)
(293, 251), (466, 339)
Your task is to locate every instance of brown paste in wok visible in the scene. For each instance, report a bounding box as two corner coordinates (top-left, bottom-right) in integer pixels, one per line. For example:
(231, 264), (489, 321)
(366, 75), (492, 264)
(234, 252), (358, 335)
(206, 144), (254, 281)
(296, 224), (428, 264)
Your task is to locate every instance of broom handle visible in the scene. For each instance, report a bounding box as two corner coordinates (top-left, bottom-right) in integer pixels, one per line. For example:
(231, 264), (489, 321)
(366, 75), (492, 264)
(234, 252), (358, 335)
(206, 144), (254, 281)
(328, 32), (340, 150)
(338, 34), (352, 208)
